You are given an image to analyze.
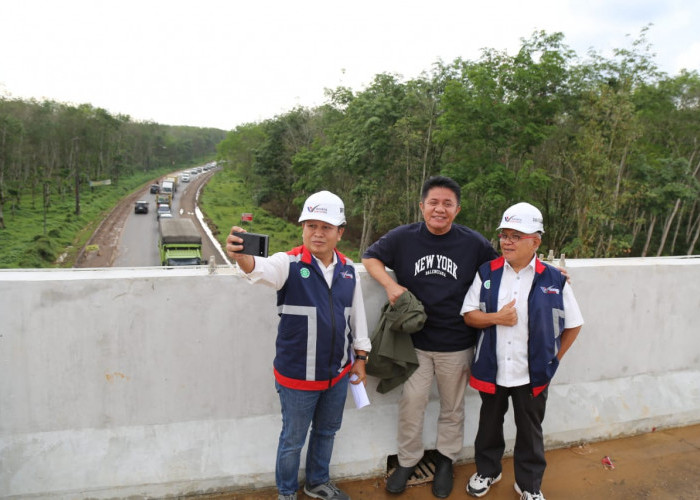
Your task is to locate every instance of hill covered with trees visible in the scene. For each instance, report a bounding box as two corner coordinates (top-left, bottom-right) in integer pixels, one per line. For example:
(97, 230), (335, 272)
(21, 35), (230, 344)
(2, 29), (698, 265)
(216, 29), (700, 258)
(0, 99), (224, 267)
(0, 98), (225, 224)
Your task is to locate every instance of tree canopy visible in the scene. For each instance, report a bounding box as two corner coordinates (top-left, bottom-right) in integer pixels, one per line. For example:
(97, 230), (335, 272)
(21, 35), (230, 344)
(217, 29), (700, 258)
(0, 97), (225, 228)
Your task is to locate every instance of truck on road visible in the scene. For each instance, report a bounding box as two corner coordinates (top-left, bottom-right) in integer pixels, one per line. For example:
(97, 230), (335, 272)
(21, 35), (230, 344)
(162, 175), (178, 194)
(158, 218), (204, 266)
(166, 176), (178, 192)
(160, 180), (175, 198)
(156, 192), (172, 207)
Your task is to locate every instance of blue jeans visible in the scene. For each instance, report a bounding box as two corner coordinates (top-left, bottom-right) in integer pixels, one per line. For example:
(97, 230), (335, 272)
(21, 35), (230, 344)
(275, 376), (349, 495)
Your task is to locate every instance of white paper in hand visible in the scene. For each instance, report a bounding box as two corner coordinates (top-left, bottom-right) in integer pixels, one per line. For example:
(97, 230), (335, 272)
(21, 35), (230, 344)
(349, 374), (370, 409)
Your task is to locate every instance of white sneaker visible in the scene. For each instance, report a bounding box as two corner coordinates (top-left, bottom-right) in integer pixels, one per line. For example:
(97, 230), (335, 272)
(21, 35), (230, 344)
(466, 472), (502, 497)
(514, 482), (545, 500)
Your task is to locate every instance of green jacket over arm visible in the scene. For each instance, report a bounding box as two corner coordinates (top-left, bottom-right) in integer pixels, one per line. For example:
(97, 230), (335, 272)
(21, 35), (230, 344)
(366, 291), (427, 394)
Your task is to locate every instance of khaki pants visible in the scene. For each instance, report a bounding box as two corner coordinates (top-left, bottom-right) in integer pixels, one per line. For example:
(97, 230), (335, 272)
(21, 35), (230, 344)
(397, 347), (474, 466)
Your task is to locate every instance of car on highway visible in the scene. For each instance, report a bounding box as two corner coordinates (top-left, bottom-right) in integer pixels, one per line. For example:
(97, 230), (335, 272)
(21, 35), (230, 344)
(156, 203), (172, 220)
(134, 201), (149, 214)
(180, 173), (190, 183)
(149, 184), (160, 194)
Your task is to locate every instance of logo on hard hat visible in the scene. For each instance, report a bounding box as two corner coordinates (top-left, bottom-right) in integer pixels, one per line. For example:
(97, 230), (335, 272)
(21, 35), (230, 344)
(299, 191), (346, 225)
(307, 204), (328, 215)
(505, 214), (543, 224)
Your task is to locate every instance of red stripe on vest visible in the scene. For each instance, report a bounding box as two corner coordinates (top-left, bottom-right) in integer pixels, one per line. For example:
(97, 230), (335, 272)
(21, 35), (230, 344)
(532, 383), (548, 397)
(469, 376), (496, 394)
(287, 245), (348, 266)
(274, 363), (352, 391)
(535, 258), (546, 274)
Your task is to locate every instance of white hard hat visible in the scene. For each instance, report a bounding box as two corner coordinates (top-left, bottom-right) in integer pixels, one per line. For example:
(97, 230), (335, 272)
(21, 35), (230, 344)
(497, 202), (545, 234)
(298, 191), (346, 226)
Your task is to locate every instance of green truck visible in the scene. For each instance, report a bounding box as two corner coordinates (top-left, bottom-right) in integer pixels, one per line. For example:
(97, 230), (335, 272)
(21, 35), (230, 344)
(158, 218), (204, 266)
(156, 192), (172, 207)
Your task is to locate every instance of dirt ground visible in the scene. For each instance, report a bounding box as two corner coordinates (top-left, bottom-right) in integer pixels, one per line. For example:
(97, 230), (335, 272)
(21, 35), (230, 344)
(191, 424), (700, 500)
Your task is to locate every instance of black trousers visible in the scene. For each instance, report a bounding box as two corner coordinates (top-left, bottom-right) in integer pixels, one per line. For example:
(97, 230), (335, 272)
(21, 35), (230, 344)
(474, 385), (548, 493)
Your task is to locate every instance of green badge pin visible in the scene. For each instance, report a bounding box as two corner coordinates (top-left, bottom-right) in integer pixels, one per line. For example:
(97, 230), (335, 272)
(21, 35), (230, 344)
(300, 268), (311, 279)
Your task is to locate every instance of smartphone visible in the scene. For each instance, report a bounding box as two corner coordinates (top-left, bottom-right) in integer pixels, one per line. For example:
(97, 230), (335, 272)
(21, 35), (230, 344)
(232, 231), (269, 258)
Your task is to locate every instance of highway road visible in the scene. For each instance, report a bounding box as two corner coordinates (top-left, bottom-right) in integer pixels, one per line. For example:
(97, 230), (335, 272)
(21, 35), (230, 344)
(113, 166), (228, 267)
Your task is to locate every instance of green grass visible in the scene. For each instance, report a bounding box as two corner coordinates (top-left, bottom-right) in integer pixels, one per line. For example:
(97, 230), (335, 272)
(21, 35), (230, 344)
(0, 163), (206, 269)
(0, 162), (361, 269)
(199, 170), (361, 261)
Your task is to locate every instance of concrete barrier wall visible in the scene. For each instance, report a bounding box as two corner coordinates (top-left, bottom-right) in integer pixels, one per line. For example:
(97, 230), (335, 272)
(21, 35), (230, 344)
(1, 258), (699, 498)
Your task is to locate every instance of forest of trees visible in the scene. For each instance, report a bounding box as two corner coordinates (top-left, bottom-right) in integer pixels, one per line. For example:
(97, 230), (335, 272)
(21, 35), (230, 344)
(217, 30), (700, 258)
(0, 97), (225, 227)
(2, 29), (698, 260)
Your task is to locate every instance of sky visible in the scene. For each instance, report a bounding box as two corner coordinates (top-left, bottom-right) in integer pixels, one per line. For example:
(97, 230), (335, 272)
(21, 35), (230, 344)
(2, 0), (699, 131)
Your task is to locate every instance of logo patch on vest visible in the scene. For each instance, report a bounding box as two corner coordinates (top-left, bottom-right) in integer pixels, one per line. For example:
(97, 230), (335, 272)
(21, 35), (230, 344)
(540, 285), (560, 294)
(484, 279), (491, 290)
(340, 271), (354, 280)
(300, 268), (311, 279)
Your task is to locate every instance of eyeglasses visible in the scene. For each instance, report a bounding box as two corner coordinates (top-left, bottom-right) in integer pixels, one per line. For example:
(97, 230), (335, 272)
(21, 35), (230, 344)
(498, 233), (538, 243)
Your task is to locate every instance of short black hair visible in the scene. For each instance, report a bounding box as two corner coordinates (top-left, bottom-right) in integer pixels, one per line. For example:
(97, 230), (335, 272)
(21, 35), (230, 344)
(421, 176), (461, 205)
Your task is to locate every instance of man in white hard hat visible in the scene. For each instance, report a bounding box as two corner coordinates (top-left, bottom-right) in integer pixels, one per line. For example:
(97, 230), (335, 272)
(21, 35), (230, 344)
(226, 191), (371, 500)
(460, 202), (583, 500)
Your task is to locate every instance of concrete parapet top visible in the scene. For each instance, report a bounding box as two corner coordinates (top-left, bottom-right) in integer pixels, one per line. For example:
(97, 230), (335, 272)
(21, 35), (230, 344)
(568, 255), (699, 267)
(0, 255), (698, 282)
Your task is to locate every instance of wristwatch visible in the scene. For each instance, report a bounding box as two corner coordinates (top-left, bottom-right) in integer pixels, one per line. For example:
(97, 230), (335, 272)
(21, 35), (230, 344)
(355, 354), (368, 362)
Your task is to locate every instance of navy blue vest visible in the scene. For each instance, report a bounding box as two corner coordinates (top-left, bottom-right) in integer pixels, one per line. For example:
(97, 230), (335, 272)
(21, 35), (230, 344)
(274, 245), (356, 390)
(470, 256), (566, 396)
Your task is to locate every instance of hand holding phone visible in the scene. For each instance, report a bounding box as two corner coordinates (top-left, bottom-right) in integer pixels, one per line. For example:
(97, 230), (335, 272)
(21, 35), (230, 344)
(232, 231), (269, 258)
